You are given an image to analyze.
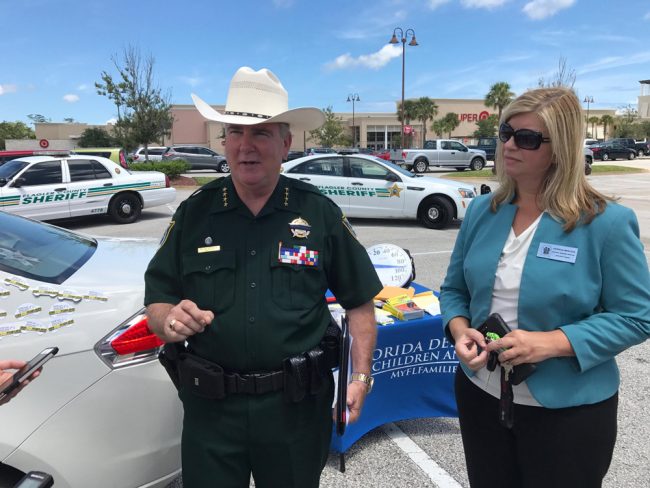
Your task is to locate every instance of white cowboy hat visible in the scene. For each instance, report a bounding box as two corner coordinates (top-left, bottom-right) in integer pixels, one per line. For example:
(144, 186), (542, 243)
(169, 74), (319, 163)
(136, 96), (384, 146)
(191, 67), (325, 131)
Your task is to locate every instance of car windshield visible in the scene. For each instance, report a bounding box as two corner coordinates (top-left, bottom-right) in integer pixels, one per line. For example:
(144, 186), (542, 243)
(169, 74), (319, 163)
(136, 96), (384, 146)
(0, 159), (29, 184)
(0, 213), (97, 284)
(374, 158), (415, 177)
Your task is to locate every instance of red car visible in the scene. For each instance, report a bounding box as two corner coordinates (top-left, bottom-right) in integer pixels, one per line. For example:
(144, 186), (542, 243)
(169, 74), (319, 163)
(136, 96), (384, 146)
(373, 150), (391, 161)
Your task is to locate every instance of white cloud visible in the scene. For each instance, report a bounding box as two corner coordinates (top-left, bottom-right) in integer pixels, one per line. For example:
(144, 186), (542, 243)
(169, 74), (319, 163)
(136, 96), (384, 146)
(179, 76), (203, 87)
(0, 83), (17, 95)
(105, 117), (117, 125)
(523, 0), (575, 20)
(325, 44), (402, 71)
(427, 0), (451, 10)
(63, 94), (80, 103)
(577, 51), (650, 76)
(461, 0), (509, 8)
(77, 84), (89, 91)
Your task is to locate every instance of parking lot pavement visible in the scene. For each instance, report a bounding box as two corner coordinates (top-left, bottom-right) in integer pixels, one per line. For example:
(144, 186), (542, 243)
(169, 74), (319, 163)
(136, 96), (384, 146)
(56, 174), (649, 488)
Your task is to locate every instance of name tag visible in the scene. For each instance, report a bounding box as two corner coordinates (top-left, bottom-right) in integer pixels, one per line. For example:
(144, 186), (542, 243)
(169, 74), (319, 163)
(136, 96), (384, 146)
(197, 246), (221, 253)
(536, 242), (578, 264)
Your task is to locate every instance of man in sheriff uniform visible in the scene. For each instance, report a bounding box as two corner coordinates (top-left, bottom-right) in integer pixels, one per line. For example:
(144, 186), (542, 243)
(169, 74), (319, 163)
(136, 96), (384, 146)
(144, 66), (382, 488)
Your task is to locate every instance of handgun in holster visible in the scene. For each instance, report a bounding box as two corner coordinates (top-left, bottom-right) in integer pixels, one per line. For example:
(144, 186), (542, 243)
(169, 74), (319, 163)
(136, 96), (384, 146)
(304, 347), (328, 396)
(283, 355), (309, 403)
(320, 317), (342, 370)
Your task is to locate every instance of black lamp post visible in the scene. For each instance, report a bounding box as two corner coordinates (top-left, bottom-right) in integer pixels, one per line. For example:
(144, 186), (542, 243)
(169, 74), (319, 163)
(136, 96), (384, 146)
(390, 27), (418, 148)
(583, 96), (594, 138)
(347, 93), (360, 147)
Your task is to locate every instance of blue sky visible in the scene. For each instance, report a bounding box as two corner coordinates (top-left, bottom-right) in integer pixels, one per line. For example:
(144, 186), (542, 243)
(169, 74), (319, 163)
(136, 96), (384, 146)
(1, 0), (649, 125)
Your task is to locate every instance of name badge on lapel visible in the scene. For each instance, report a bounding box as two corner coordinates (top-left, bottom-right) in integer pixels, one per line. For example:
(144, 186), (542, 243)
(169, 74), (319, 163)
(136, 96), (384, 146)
(536, 242), (578, 264)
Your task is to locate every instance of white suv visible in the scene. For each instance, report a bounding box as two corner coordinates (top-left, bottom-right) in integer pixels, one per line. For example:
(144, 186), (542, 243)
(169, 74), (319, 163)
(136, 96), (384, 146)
(131, 146), (168, 162)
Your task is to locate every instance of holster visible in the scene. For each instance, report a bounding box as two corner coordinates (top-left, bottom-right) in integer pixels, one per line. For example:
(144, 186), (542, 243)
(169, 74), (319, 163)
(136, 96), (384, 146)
(282, 355), (309, 403)
(305, 347), (328, 396)
(320, 317), (341, 370)
(158, 342), (185, 391)
(178, 353), (226, 400)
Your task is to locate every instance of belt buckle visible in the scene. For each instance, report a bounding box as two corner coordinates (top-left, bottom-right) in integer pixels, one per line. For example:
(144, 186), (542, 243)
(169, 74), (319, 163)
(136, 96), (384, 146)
(234, 373), (255, 394)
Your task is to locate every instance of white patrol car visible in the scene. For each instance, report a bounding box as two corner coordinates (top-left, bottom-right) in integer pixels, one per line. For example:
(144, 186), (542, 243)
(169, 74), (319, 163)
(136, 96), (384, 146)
(0, 155), (175, 224)
(282, 154), (476, 229)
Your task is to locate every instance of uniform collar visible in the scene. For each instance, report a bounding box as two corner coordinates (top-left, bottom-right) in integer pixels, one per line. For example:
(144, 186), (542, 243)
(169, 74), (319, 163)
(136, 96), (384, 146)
(208, 175), (300, 215)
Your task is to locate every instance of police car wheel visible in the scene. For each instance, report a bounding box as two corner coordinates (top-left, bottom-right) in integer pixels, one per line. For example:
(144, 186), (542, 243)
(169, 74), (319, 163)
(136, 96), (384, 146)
(419, 196), (453, 229)
(109, 193), (142, 224)
(218, 160), (230, 173)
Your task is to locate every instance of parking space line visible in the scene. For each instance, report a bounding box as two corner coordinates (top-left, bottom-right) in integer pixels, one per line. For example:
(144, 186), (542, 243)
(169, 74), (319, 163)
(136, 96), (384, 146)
(382, 423), (462, 488)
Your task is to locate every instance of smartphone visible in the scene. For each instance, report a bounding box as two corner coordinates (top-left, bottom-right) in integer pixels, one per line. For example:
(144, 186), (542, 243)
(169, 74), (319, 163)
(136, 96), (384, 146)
(477, 314), (536, 385)
(0, 347), (58, 400)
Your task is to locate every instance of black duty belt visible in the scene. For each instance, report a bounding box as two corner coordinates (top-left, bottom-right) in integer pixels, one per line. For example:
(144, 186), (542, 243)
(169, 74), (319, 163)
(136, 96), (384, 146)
(224, 371), (284, 395)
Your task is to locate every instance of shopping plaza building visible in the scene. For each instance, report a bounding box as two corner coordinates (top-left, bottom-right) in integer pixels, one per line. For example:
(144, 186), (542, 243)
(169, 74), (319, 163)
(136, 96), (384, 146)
(21, 81), (650, 153)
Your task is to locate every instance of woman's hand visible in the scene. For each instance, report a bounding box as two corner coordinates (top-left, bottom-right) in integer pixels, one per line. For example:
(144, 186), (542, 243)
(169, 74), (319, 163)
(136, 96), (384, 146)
(449, 317), (489, 371)
(486, 329), (575, 365)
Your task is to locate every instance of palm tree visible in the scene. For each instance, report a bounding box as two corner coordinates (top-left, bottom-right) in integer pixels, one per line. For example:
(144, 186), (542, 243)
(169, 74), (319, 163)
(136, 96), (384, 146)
(432, 119), (446, 138)
(442, 113), (460, 138)
(588, 116), (600, 139)
(413, 97), (438, 147)
(600, 114), (614, 140)
(485, 82), (515, 122)
(396, 99), (418, 147)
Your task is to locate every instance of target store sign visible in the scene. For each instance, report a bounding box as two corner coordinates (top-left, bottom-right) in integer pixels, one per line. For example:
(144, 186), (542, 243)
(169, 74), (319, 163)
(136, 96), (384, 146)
(458, 111), (491, 122)
(39, 139), (49, 148)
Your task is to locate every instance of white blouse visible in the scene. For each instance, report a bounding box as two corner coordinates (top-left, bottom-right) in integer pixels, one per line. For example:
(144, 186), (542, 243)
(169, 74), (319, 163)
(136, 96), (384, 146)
(469, 212), (543, 406)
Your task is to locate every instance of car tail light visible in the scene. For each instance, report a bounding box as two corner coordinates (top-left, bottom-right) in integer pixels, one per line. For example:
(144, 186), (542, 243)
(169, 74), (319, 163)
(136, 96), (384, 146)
(120, 151), (128, 168)
(165, 175), (171, 188)
(95, 309), (164, 369)
(402, 151), (407, 159)
(133, 154), (140, 161)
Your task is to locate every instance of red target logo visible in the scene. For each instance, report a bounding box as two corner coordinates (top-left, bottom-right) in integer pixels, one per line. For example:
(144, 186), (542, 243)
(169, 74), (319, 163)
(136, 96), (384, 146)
(479, 111), (490, 121)
(39, 139), (49, 148)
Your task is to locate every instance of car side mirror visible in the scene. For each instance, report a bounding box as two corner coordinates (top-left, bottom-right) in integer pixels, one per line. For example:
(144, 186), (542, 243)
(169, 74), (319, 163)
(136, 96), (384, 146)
(462, 147), (468, 152)
(10, 177), (25, 188)
(385, 173), (399, 182)
(0, 177), (6, 187)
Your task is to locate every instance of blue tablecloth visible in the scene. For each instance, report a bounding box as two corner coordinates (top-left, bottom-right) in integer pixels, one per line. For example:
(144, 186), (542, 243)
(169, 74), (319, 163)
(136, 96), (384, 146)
(331, 297), (459, 453)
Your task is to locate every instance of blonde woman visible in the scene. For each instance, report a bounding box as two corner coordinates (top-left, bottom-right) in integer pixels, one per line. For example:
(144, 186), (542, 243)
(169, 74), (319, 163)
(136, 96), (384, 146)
(440, 87), (650, 488)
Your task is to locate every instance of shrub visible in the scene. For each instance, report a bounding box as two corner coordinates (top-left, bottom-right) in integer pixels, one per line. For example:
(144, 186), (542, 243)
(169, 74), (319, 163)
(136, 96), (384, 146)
(129, 160), (190, 178)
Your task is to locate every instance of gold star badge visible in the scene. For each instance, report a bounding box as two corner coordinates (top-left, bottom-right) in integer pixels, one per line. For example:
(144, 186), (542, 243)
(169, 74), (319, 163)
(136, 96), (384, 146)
(388, 183), (403, 197)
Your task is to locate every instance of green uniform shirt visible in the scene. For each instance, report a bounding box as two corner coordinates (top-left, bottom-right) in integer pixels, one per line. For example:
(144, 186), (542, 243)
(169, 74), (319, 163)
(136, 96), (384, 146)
(145, 175), (382, 372)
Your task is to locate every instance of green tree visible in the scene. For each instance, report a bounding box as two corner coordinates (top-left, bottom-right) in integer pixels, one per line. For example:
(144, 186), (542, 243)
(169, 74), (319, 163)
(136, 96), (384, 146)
(63, 117), (76, 123)
(587, 116), (600, 139)
(441, 113), (460, 138)
(412, 97), (438, 146)
(309, 106), (346, 147)
(613, 105), (638, 137)
(0, 121), (36, 150)
(78, 127), (115, 147)
(484, 82), (514, 123)
(473, 114), (499, 138)
(396, 99), (419, 147)
(95, 46), (173, 158)
(27, 114), (50, 125)
(431, 119), (446, 138)
(600, 114), (614, 140)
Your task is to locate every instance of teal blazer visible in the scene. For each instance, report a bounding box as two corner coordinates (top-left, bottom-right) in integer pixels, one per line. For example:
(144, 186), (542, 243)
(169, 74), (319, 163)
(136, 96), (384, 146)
(441, 195), (650, 408)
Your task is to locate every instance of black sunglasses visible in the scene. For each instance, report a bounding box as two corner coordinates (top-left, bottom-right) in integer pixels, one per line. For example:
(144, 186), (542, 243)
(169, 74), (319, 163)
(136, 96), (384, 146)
(499, 123), (551, 150)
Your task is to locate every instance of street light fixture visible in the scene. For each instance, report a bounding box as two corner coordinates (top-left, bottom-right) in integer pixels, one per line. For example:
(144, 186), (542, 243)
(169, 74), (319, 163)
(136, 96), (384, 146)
(583, 96), (594, 138)
(390, 27), (418, 148)
(347, 93), (360, 147)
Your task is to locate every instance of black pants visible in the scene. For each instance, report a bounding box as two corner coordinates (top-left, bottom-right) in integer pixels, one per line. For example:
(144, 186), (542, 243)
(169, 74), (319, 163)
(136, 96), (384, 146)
(455, 369), (618, 488)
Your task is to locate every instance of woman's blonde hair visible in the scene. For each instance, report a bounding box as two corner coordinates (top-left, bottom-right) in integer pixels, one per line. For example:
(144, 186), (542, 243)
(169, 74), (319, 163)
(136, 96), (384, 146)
(491, 87), (613, 231)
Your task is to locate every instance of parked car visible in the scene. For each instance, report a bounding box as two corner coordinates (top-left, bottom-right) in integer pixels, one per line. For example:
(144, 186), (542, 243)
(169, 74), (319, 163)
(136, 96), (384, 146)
(468, 137), (497, 161)
(0, 150), (70, 166)
(131, 146), (168, 162)
(391, 140), (487, 173)
(608, 138), (649, 157)
(71, 148), (129, 169)
(373, 150), (391, 161)
(285, 150), (306, 161)
(0, 155), (175, 224)
(282, 154), (476, 229)
(305, 147), (337, 156)
(584, 138), (599, 146)
(588, 142), (636, 161)
(584, 146), (593, 175)
(162, 145), (229, 172)
(0, 212), (181, 488)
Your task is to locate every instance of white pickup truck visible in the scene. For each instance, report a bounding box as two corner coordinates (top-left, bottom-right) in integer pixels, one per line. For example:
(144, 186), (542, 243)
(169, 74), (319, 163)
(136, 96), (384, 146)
(392, 139), (487, 173)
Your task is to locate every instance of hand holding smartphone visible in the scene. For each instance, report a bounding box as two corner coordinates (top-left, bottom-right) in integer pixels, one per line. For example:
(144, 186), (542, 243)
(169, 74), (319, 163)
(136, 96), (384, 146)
(0, 347), (58, 402)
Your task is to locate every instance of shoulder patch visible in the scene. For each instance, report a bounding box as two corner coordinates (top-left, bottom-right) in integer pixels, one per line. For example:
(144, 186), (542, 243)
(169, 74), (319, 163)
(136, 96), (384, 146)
(341, 214), (358, 240)
(159, 220), (175, 247)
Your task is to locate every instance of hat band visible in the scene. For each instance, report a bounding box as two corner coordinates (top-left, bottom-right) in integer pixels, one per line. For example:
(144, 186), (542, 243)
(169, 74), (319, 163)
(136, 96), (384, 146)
(224, 110), (271, 120)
